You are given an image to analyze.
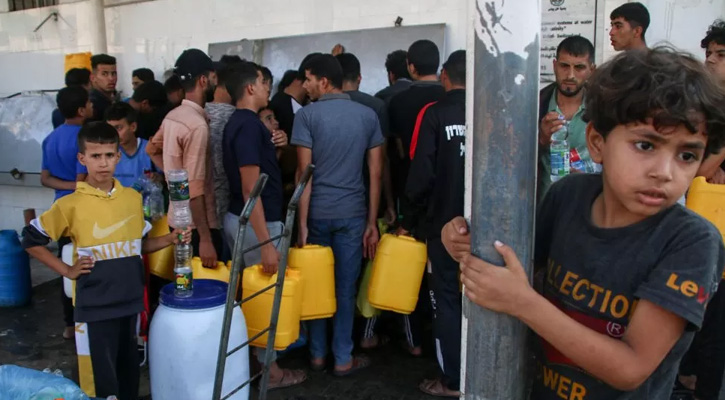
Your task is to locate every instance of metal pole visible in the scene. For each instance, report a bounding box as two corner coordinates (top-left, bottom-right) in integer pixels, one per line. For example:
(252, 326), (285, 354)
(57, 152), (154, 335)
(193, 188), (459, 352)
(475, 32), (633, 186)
(212, 174), (268, 400)
(461, 1), (540, 399)
(88, 0), (107, 54)
(258, 164), (314, 400)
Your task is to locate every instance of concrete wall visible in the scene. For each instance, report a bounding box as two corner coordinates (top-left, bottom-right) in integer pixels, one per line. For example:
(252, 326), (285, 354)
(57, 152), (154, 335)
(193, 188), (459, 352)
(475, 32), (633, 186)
(0, 184), (54, 233)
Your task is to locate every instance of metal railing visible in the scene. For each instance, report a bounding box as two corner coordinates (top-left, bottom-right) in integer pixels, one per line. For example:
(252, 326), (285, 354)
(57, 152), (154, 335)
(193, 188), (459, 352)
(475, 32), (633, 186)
(212, 164), (314, 400)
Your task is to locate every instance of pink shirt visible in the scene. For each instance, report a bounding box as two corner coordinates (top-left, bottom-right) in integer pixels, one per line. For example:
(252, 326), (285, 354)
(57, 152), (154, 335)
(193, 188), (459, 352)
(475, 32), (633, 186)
(151, 100), (219, 229)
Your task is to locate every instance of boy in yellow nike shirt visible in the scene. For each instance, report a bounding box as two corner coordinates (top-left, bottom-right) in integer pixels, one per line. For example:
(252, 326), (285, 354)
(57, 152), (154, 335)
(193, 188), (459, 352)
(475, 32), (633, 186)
(23, 121), (190, 400)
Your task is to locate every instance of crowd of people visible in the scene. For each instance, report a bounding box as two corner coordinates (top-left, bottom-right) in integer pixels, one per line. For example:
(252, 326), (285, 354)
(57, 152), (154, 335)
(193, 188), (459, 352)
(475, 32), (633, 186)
(19, 1), (725, 399)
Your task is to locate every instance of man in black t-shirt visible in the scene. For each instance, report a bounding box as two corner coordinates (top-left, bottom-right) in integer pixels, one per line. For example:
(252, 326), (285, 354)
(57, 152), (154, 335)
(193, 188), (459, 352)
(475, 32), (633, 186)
(400, 51), (466, 398)
(89, 54), (119, 122)
(388, 40), (446, 227)
(441, 48), (725, 400)
(222, 61), (303, 390)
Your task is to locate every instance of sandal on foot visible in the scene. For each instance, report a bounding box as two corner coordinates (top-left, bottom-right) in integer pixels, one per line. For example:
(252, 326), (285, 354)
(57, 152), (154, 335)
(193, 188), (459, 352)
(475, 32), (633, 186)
(310, 358), (326, 372)
(333, 355), (371, 377)
(419, 378), (461, 398)
(360, 334), (390, 350)
(266, 368), (307, 390)
(62, 326), (75, 340)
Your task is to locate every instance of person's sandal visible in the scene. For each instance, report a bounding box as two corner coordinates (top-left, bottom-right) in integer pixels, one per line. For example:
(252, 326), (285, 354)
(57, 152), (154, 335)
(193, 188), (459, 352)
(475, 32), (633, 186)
(265, 368), (307, 390)
(62, 326), (74, 340)
(360, 334), (390, 350)
(310, 358), (326, 372)
(419, 378), (461, 398)
(332, 355), (371, 377)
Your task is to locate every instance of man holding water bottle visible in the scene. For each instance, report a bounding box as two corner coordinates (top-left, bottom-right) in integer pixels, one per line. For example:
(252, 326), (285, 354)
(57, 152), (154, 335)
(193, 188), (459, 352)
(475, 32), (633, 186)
(538, 36), (596, 199)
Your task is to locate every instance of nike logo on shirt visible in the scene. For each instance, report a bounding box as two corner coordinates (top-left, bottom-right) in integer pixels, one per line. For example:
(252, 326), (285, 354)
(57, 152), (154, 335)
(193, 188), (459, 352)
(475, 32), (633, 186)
(92, 216), (135, 239)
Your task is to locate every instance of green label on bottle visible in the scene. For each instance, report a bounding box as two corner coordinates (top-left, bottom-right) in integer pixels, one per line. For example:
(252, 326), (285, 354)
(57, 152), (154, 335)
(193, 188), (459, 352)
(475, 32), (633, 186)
(169, 180), (190, 201)
(175, 271), (193, 291)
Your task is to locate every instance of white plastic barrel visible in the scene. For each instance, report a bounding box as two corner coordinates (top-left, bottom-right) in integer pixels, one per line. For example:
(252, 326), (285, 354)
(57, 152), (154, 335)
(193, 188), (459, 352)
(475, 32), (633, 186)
(149, 279), (249, 400)
(61, 244), (73, 298)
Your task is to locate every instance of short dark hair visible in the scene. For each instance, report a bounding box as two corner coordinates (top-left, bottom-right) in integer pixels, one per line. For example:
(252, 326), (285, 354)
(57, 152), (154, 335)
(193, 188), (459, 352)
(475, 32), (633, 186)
(105, 101), (138, 125)
(132, 80), (167, 108)
(65, 68), (91, 87)
(164, 75), (183, 94)
(215, 62), (234, 88)
(56, 86), (89, 119)
(261, 66), (273, 87)
(220, 55), (244, 65)
(226, 62), (262, 103)
(556, 36), (595, 64)
(385, 50), (411, 81)
(91, 54), (116, 70)
(302, 54), (343, 89)
(278, 70), (298, 92)
(610, 2), (650, 37)
(78, 121), (119, 153)
(702, 20), (725, 49)
(298, 52), (323, 80)
(336, 53), (361, 82)
(407, 40), (440, 76)
(443, 50), (466, 86)
(132, 68), (155, 83)
(584, 47), (725, 156)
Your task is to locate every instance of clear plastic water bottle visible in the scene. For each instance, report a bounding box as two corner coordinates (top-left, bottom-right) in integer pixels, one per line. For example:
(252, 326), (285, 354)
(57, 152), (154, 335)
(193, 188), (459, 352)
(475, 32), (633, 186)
(174, 242), (193, 297)
(571, 147), (602, 174)
(168, 170), (193, 297)
(550, 120), (570, 183)
(167, 170), (192, 228)
(148, 184), (164, 221)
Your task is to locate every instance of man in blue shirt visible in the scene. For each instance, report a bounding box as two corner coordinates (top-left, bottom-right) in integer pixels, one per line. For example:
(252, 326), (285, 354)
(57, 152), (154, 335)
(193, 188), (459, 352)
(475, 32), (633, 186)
(222, 61), (301, 389)
(292, 54), (384, 376)
(42, 86), (91, 200)
(41, 85), (92, 340)
(105, 102), (154, 188)
(52, 68), (92, 129)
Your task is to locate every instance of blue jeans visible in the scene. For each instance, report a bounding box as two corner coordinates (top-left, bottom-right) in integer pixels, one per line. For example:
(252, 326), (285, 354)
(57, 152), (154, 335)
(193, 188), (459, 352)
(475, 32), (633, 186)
(307, 216), (367, 366)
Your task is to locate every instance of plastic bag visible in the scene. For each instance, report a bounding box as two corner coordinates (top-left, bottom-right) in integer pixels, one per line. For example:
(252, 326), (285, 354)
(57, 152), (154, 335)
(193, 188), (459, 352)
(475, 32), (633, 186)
(0, 364), (90, 400)
(357, 259), (381, 318)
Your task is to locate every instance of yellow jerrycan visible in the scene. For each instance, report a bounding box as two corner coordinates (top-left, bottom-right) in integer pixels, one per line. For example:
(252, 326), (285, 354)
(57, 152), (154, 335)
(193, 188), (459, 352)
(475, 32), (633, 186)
(241, 265), (302, 350)
(288, 245), (336, 320)
(147, 216), (175, 281)
(368, 234), (427, 314)
(687, 176), (725, 278)
(190, 257), (240, 293)
(64, 52), (92, 73)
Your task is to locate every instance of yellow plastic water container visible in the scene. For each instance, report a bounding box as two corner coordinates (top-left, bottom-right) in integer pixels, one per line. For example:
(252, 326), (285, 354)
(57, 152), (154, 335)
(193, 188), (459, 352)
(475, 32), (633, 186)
(288, 245), (336, 320)
(368, 234), (427, 314)
(687, 176), (725, 278)
(191, 257), (240, 292)
(64, 52), (92, 73)
(147, 216), (174, 281)
(241, 265), (302, 350)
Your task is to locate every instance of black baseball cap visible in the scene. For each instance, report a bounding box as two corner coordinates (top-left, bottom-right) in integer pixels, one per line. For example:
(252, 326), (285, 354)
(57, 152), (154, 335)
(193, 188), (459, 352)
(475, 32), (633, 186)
(174, 49), (214, 83)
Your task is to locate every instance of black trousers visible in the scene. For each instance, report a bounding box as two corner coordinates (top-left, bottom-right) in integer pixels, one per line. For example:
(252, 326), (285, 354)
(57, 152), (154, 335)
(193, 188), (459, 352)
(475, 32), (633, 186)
(428, 237), (462, 391)
(680, 279), (725, 400)
(57, 236), (74, 327)
(87, 315), (139, 400)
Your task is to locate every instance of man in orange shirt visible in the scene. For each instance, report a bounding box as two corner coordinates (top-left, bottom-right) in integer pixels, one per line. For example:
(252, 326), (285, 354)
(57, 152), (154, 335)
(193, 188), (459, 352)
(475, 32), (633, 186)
(147, 49), (222, 267)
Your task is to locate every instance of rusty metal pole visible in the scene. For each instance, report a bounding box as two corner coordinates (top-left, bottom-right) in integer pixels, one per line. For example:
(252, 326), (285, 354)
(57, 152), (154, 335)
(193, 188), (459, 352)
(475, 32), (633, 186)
(461, 0), (540, 399)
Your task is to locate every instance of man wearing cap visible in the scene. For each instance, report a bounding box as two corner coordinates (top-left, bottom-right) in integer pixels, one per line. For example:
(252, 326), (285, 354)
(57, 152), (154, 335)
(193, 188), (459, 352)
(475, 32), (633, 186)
(147, 49), (222, 267)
